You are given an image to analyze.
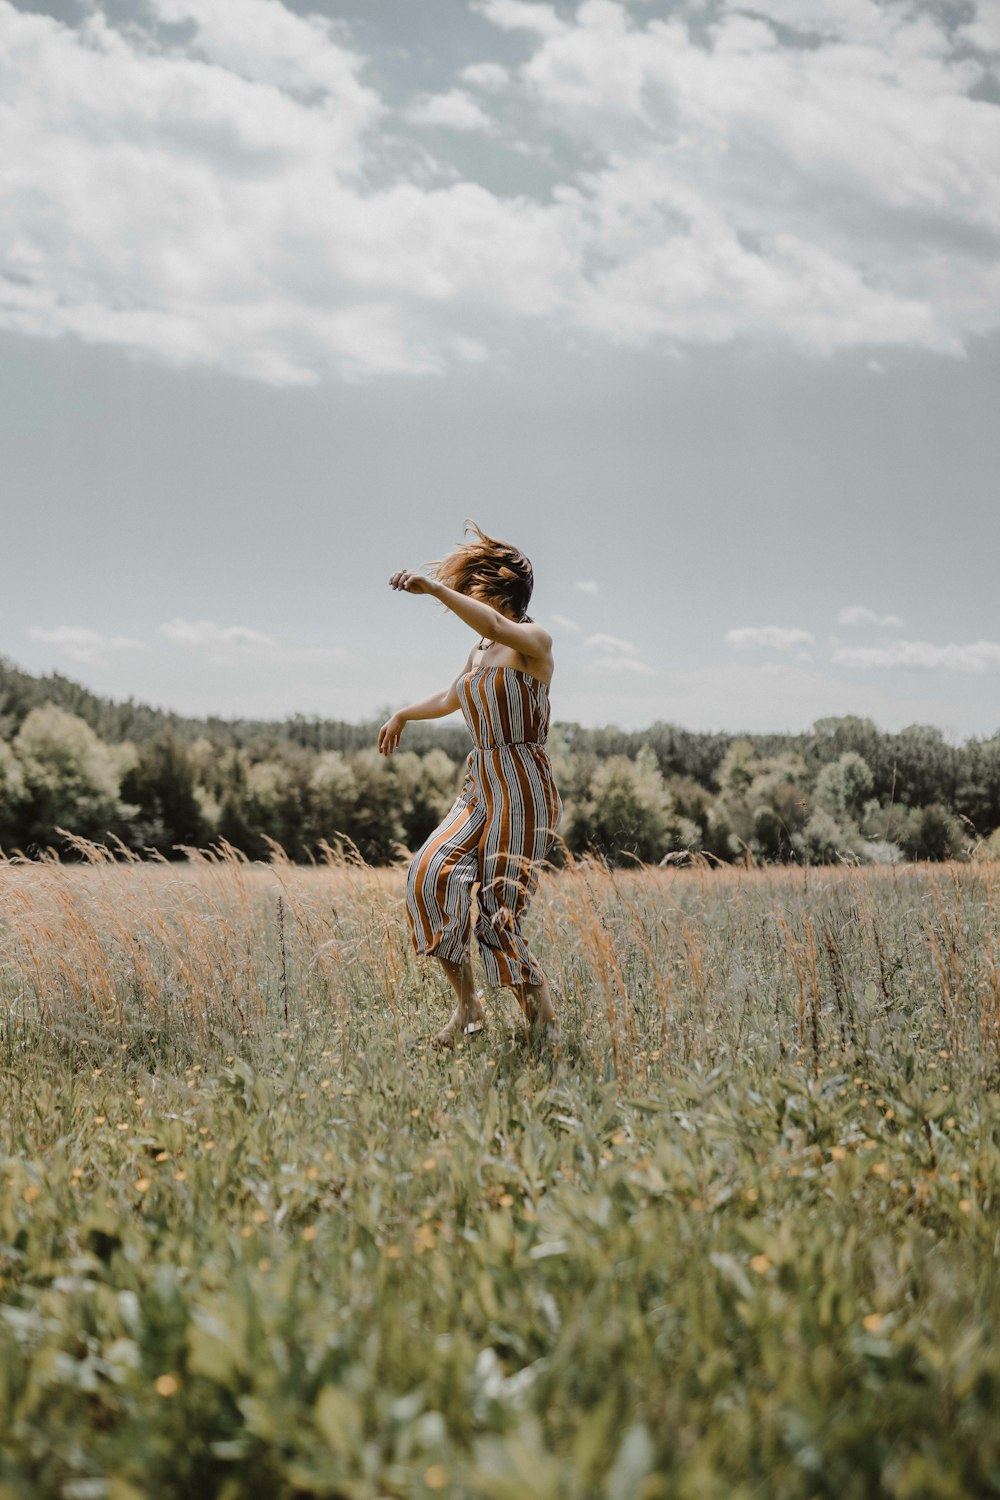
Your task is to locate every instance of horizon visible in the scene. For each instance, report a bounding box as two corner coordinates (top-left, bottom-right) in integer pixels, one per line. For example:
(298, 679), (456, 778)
(4, 651), (994, 749)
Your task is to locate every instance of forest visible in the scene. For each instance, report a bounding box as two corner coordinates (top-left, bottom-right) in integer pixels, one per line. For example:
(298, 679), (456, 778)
(1, 656), (998, 866)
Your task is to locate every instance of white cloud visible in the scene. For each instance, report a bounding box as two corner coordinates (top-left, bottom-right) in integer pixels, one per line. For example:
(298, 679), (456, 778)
(586, 655), (656, 676)
(28, 626), (143, 667)
(475, 1), (566, 40)
(584, 630), (655, 675)
(160, 619), (276, 651)
(151, 0), (379, 114)
(160, 617), (348, 669)
(502, 0), (1000, 356)
(725, 625), (815, 651)
(960, 1), (1000, 54)
(833, 639), (1000, 673)
(586, 631), (639, 654)
(1, 0), (998, 384)
(551, 612), (581, 631)
(838, 605), (904, 628)
(0, 0), (580, 383)
(406, 89), (497, 133)
(575, 579), (599, 594)
(460, 61), (512, 91)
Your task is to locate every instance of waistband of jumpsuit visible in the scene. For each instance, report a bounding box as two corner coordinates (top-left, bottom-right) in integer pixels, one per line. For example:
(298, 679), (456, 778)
(468, 740), (547, 754)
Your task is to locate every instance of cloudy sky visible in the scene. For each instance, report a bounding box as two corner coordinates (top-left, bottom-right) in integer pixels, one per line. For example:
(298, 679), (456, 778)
(2, 0), (998, 738)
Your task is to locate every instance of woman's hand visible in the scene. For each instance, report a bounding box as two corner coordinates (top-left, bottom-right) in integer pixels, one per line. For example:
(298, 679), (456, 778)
(390, 570), (438, 596)
(378, 712), (407, 756)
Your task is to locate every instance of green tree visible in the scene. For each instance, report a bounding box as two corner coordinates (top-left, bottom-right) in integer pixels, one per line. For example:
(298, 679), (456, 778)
(120, 733), (208, 855)
(747, 755), (811, 861)
(309, 751), (359, 851)
(889, 725), (960, 809)
(816, 751), (875, 822)
(0, 740), (27, 847)
(345, 751), (408, 863)
(585, 746), (674, 865)
(956, 735), (1000, 837)
(11, 705), (135, 849)
(716, 739), (756, 794)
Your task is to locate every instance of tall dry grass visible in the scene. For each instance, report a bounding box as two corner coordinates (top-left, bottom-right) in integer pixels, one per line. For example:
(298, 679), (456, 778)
(2, 837), (998, 1087)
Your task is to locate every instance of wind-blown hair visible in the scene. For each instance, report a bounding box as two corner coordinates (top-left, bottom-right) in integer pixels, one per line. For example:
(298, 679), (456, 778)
(432, 522), (534, 622)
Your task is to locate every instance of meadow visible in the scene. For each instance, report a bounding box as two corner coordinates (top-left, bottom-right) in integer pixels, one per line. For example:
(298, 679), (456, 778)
(1, 842), (998, 1499)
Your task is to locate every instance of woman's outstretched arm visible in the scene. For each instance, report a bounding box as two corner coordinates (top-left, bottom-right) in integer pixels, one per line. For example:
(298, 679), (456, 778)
(389, 571), (552, 661)
(377, 653), (473, 755)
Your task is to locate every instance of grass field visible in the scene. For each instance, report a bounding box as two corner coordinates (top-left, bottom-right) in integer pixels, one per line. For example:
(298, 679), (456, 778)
(1, 844), (999, 1499)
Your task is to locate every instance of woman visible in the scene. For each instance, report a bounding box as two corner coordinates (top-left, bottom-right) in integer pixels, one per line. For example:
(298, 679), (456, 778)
(378, 524), (561, 1051)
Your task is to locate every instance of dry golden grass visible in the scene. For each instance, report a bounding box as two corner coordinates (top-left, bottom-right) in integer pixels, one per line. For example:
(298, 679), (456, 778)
(2, 838), (998, 1086)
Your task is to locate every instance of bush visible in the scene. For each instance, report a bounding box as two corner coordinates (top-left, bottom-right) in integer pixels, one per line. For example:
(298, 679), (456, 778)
(900, 804), (967, 862)
(804, 809), (860, 863)
(584, 747), (675, 865)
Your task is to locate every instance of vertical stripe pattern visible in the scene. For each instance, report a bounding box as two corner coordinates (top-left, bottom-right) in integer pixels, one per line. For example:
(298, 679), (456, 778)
(405, 665), (561, 987)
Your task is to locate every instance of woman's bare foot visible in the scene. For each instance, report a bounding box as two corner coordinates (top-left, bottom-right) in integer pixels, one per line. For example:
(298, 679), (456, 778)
(432, 956), (486, 1050)
(520, 977), (556, 1025)
(529, 1012), (560, 1053)
(518, 976), (560, 1057)
(430, 998), (486, 1050)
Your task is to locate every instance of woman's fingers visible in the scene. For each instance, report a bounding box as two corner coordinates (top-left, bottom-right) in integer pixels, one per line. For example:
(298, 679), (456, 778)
(377, 716), (402, 754)
(389, 570), (429, 593)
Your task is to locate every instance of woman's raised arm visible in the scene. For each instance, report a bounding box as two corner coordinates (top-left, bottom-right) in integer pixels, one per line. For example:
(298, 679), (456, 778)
(389, 571), (552, 661)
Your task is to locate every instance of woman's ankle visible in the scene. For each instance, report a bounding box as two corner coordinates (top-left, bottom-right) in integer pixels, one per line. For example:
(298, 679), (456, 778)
(521, 983), (555, 1027)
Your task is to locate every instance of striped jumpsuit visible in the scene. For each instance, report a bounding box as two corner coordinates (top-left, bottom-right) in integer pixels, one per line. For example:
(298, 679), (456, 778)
(406, 664), (561, 988)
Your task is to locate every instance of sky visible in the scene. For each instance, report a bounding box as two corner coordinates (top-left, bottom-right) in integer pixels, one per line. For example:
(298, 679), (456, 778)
(2, 0), (999, 740)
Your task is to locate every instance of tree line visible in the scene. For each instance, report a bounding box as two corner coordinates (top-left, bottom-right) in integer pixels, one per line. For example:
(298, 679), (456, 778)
(1, 657), (998, 866)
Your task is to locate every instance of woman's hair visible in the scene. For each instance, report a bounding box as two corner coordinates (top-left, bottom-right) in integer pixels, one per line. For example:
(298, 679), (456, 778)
(432, 521), (534, 621)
